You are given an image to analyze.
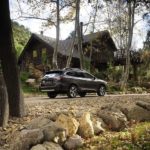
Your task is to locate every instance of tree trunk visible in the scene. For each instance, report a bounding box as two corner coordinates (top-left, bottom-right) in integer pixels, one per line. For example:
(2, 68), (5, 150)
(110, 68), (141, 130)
(0, 0), (25, 117)
(52, 0), (59, 69)
(89, 0), (98, 72)
(66, 24), (77, 68)
(92, 0), (98, 33)
(118, 0), (122, 48)
(89, 41), (93, 71)
(120, 0), (135, 91)
(133, 64), (137, 82)
(76, 0), (84, 69)
(0, 72), (9, 128)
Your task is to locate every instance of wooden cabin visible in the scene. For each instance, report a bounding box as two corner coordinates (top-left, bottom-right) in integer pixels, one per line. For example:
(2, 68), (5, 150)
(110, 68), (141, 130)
(18, 30), (117, 72)
(81, 30), (117, 70)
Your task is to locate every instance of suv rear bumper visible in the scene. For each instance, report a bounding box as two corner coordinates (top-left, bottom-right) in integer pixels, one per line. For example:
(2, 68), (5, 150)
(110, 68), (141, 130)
(39, 84), (68, 93)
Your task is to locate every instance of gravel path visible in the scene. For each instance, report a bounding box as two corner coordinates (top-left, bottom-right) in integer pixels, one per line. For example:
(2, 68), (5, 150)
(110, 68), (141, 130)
(25, 94), (150, 118)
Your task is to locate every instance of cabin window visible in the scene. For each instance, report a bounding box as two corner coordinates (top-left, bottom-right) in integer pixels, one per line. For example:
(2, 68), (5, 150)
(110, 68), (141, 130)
(42, 48), (47, 64)
(33, 50), (37, 58)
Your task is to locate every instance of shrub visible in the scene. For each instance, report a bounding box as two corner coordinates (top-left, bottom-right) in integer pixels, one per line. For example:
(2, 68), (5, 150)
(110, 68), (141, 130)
(20, 71), (30, 82)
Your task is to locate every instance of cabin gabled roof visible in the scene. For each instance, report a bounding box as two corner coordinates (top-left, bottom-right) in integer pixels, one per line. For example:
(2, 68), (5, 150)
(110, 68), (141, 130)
(82, 30), (117, 51)
(18, 30), (117, 64)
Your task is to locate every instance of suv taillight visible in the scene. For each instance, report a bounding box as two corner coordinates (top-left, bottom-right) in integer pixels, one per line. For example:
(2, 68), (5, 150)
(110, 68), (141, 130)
(55, 76), (64, 81)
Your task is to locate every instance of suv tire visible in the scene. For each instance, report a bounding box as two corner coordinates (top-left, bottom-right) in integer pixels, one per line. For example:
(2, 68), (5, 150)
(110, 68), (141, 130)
(97, 85), (106, 96)
(67, 85), (78, 98)
(47, 92), (57, 98)
(79, 92), (86, 97)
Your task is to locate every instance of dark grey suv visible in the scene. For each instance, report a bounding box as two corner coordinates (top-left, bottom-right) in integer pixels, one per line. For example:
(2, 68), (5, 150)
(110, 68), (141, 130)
(39, 68), (107, 98)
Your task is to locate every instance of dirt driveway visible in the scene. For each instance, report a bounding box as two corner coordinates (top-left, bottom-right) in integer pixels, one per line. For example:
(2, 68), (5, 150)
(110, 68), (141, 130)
(25, 94), (150, 117)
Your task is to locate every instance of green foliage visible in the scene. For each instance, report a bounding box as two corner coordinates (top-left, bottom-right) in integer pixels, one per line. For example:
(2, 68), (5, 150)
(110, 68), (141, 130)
(93, 70), (108, 80)
(79, 122), (150, 150)
(145, 70), (150, 80)
(12, 21), (31, 58)
(130, 87), (143, 94)
(20, 71), (41, 94)
(107, 65), (123, 82)
(93, 64), (123, 82)
(107, 84), (122, 93)
(84, 58), (91, 72)
(136, 50), (150, 83)
(20, 71), (30, 82)
(42, 48), (47, 65)
(22, 83), (39, 93)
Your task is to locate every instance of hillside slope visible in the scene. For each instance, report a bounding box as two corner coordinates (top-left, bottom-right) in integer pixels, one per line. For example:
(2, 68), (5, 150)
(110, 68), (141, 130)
(12, 21), (31, 57)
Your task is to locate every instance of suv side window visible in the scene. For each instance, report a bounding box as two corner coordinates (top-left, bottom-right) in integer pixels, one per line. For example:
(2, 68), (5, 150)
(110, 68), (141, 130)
(83, 73), (94, 79)
(66, 71), (75, 77)
(75, 72), (84, 78)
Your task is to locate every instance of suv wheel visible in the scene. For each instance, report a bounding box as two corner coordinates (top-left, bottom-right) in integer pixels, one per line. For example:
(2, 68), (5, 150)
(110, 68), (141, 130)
(47, 92), (57, 98)
(79, 92), (86, 97)
(67, 85), (78, 98)
(97, 85), (106, 96)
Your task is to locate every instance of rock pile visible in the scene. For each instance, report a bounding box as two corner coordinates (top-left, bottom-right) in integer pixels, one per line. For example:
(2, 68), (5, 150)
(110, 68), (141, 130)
(11, 100), (150, 150)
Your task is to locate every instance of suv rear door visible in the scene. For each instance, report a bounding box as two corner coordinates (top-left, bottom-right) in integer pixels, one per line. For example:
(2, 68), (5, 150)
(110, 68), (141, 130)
(82, 72), (97, 91)
(66, 71), (86, 91)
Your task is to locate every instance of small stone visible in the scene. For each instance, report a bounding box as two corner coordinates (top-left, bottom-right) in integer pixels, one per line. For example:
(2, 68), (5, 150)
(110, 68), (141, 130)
(25, 78), (36, 86)
(64, 135), (84, 150)
(93, 120), (105, 135)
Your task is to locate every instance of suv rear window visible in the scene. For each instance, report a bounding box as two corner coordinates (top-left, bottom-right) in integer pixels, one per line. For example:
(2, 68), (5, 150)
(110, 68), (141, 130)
(44, 71), (63, 77)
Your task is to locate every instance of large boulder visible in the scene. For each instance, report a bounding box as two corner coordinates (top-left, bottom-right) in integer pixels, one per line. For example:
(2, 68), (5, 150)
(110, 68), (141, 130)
(64, 135), (84, 150)
(12, 129), (44, 150)
(25, 79), (36, 86)
(78, 112), (94, 138)
(56, 114), (79, 137)
(98, 110), (127, 131)
(136, 101), (150, 111)
(30, 144), (46, 150)
(31, 142), (64, 150)
(121, 103), (150, 122)
(43, 142), (63, 150)
(25, 117), (52, 130)
(42, 122), (67, 144)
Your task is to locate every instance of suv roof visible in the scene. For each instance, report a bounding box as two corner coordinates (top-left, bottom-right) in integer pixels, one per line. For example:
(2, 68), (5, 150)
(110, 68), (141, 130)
(63, 68), (87, 72)
(45, 68), (87, 74)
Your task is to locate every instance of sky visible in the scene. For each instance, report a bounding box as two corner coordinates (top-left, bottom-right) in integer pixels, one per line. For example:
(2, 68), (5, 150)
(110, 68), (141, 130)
(9, 0), (148, 49)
